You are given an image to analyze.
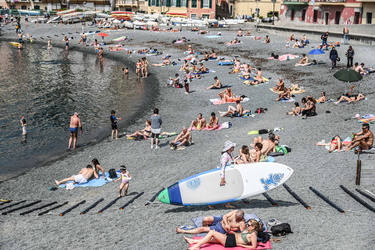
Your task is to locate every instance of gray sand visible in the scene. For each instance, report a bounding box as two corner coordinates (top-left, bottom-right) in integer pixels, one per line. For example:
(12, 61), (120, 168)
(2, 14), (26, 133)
(0, 22), (374, 250)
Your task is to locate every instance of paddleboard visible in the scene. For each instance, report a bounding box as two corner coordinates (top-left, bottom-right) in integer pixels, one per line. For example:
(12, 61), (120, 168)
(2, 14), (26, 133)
(158, 162), (293, 206)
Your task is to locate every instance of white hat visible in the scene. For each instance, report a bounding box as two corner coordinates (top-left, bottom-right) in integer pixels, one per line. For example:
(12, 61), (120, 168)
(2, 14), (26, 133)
(222, 140), (236, 152)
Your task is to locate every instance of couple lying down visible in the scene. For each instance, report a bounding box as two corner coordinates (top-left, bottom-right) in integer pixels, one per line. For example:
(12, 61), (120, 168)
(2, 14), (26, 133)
(177, 210), (263, 249)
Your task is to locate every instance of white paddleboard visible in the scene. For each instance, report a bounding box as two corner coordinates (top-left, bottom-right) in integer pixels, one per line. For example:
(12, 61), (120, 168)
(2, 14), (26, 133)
(158, 162), (293, 206)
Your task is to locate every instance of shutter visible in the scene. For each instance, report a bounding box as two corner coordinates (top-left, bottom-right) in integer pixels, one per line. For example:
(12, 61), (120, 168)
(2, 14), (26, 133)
(201, 0), (204, 8)
(209, 0), (212, 8)
(177, 0), (181, 7)
(166, 0), (170, 7)
(186, 0), (189, 7)
(156, 0), (159, 7)
(148, 0), (151, 6)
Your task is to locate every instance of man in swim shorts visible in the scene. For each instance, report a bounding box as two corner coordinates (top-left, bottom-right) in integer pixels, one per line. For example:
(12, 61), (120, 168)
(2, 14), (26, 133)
(345, 123), (374, 152)
(170, 127), (192, 150)
(55, 165), (98, 185)
(68, 112), (83, 149)
(176, 209), (246, 234)
(189, 113), (206, 130)
(150, 108), (162, 149)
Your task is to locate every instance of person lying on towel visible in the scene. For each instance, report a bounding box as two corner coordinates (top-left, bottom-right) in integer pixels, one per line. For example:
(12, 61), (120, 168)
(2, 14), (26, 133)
(219, 100), (250, 117)
(183, 219), (261, 249)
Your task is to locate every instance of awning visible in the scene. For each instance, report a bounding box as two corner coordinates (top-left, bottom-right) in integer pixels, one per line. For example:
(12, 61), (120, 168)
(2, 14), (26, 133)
(282, 1), (308, 11)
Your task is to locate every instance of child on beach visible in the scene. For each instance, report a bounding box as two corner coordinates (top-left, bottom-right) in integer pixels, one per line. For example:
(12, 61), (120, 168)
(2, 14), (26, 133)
(110, 110), (122, 140)
(114, 166), (132, 197)
(20, 116), (27, 135)
(122, 67), (129, 77)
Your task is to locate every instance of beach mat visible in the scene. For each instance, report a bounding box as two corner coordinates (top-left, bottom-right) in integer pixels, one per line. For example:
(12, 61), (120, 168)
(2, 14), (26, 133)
(159, 132), (178, 138)
(210, 97), (249, 105)
(58, 173), (111, 188)
(217, 61), (234, 66)
(205, 35), (222, 39)
(279, 98), (296, 103)
(189, 236), (272, 249)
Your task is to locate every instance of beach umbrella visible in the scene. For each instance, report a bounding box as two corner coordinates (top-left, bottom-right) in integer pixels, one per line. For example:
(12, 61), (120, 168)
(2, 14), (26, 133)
(333, 68), (362, 82)
(308, 49), (325, 55)
(97, 32), (109, 41)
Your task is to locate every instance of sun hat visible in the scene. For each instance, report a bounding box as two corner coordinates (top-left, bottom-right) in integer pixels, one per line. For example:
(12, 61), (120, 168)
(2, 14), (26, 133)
(222, 140), (236, 152)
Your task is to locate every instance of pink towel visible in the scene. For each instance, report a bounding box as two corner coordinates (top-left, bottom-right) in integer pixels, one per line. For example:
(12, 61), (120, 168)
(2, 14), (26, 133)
(189, 236), (272, 249)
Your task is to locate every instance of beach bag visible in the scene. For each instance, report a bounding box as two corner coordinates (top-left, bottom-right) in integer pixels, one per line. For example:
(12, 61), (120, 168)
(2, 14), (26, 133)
(108, 169), (117, 179)
(271, 223), (293, 236)
(258, 129), (269, 134)
(258, 231), (271, 243)
(221, 122), (232, 129)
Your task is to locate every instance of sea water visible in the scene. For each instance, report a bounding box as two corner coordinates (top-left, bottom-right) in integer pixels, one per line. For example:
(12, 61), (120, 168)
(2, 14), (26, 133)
(0, 43), (146, 182)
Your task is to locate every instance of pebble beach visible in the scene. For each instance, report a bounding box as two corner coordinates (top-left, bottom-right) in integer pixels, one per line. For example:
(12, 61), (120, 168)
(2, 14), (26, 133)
(0, 21), (375, 250)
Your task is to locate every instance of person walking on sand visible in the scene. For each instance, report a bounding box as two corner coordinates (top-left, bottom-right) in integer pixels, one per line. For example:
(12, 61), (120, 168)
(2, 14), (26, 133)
(55, 165), (98, 185)
(20, 116), (27, 135)
(150, 108), (162, 149)
(68, 112), (83, 149)
(114, 166), (132, 197)
(329, 47), (339, 69)
(110, 110), (122, 140)
(63, 36), (69, 50)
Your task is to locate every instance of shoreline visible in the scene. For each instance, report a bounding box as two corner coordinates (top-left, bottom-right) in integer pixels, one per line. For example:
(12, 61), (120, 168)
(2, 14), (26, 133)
(0, 23), (374, 250)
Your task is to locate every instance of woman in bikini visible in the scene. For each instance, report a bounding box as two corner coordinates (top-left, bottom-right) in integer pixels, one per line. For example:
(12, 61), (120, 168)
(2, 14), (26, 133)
(136, 59), (142, 77)
(184, 219), (261, 250)
(235, 145), (251, 164)
(335, 93), (365, 104)
(126, 120), (151, 139)
(316, 135), (343, 153)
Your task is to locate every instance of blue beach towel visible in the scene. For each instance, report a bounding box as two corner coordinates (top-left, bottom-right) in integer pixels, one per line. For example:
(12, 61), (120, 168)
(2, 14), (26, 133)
(205, 35), (222, 39)
(280, 98), (296, 103)
(59, 173), (112, 188)
(217, 61), (234, 66)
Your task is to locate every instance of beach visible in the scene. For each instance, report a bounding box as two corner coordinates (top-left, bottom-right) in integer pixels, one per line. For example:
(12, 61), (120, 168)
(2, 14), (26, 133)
(0, 21), (374, 250)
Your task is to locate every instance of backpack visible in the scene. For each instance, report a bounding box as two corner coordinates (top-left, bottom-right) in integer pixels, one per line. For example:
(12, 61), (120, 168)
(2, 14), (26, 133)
(271, 223), (293, 236)
(258, 129), (269, 134)
(108, 169), (117, 179)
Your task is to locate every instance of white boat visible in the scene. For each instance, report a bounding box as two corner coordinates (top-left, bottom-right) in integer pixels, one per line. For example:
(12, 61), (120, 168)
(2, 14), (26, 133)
(18, 10), (42, 16)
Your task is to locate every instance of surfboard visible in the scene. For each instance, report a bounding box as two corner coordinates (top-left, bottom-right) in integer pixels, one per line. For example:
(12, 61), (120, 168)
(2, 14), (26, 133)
(158, 162), (293, 206)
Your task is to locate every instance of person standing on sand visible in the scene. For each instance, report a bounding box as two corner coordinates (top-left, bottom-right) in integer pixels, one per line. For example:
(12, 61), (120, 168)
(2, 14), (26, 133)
(346, 46), (354, 68)
(63, 36), (69, 50)
(20, 116), (27, 135)
(110, 110), (122, 140)
(55, 165), (98, 185)
(68, 112), (83, 149)
(208, 141), (236, 209)
(343, 27), (349, 44)
(150, 108), (162, 149)
(329, 47), (339, 69)
(114, 166), (132, 197)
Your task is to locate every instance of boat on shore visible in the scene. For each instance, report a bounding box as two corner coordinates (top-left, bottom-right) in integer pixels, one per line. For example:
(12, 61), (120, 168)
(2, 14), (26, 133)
(18, 10), (43, 16)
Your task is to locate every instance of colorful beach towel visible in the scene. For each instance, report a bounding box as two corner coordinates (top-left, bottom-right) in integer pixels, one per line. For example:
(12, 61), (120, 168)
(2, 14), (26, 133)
(241, 77), (269, 82)
(269, 88), (305, 94)
(58, 173), (112, 188)
(217, 61), (234, 66)
(210, 97), (250, 105)
(188, 236), (272, 250)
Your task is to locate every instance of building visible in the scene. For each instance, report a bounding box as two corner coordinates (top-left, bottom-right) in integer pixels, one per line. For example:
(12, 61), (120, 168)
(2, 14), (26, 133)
(0, 0), (111, 11)
(233, 0), (281, 19)
(147, 0), (216, 19)
(115, 0), (147, 12)
(357, 0), (375, 24)
(280, 0), (370, 24)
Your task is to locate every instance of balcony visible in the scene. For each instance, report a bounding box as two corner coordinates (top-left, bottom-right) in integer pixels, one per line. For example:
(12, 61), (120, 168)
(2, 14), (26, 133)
(116, 0), (139, 5)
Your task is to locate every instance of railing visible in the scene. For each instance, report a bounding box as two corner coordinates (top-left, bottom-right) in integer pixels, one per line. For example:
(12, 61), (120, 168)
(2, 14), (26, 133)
(314, 0), (347, 2)
(116, 0), (138, 5)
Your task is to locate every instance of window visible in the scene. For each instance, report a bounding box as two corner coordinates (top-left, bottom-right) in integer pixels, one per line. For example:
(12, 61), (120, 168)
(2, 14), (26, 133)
(202, 14), (210, 19)
(191, 13), (197, 19)
(367, 12), (372, 24)
(151, 0), (156, 6)
(171, 0), (176, 6)
(180, 0), (187, 7)
(191, 0), (197, 8)
(202, 0), (210, 8)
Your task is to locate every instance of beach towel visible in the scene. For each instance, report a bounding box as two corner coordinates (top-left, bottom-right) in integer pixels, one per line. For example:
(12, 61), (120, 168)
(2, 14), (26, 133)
(322, 137), (352, 152)
(205, 35), (222, 39)
(269, 54), (299, 61)
(217, 61), (234, 66)
(316, 99), (334, 104)
(241, 77), (269, 82)
(159, 132), (178, 139)
(192, 69), (216, 75)
(188, 124), (224, 131)
(278, 98), (295, 103)
(187, 236), (272, 250)
(58, 173), (112, 188)
(210, 97), (249, 105)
